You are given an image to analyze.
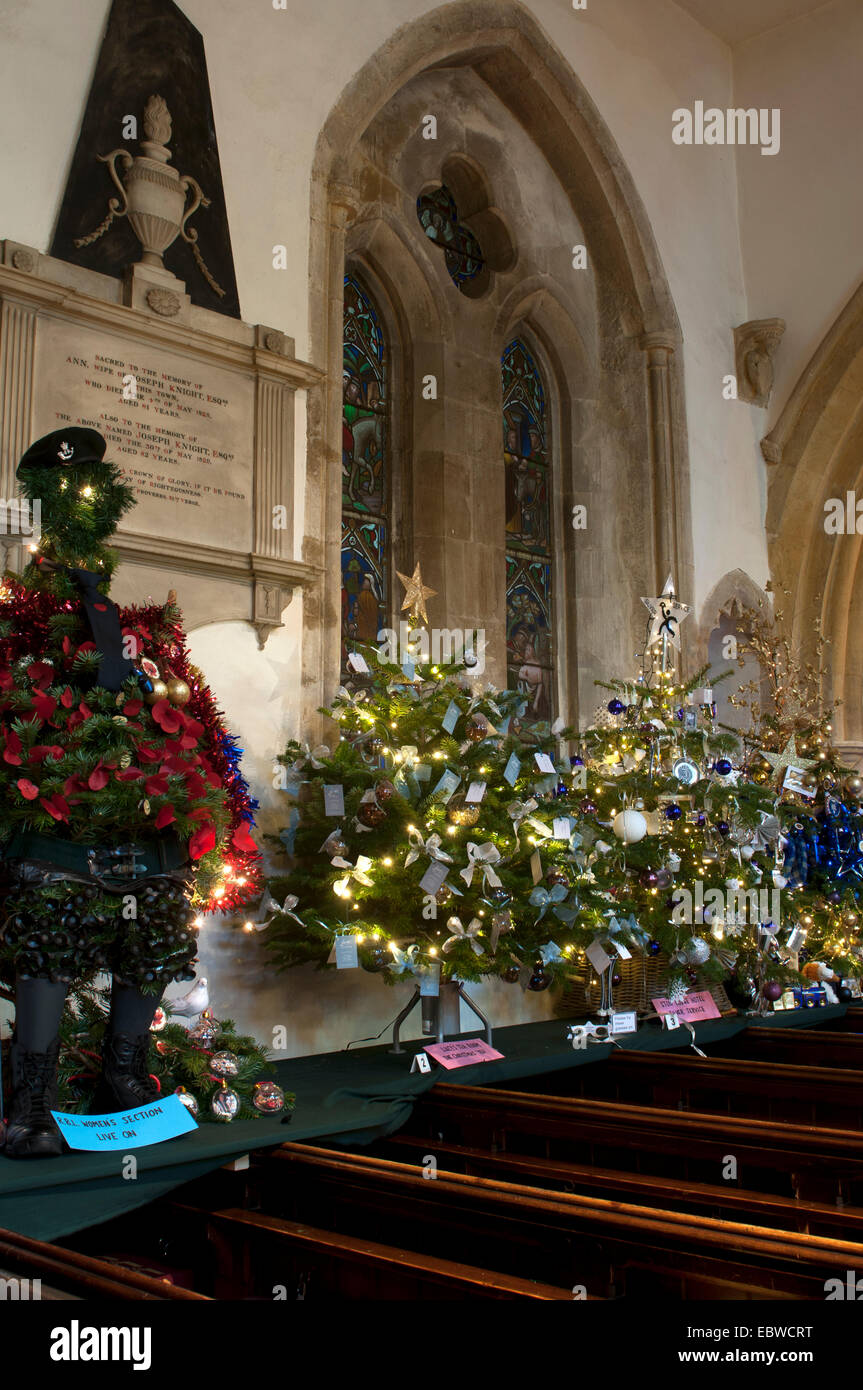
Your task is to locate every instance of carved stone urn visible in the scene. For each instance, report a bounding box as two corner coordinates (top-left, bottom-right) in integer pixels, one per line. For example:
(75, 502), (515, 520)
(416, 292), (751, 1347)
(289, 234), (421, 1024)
(96, 96), (208, 270)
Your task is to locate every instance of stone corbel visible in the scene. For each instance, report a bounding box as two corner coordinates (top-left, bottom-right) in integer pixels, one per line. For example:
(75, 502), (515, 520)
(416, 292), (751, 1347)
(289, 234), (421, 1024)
(252, 577), (294, 650)
(734, 318), (785, 408)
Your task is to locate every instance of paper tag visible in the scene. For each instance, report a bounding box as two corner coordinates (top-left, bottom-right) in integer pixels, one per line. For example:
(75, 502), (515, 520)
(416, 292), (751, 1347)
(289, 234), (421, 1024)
(465, 780), (486, 804)
(534, 752), (556, 775)
(419, 861), (449, 896)
(530, 849), (543, 885)
(442, 700), (460, 734)
(415, 763), (431, 782)
(423, 1039), (504, 1070)
(503, 753), (521, 787)
(346, 651), (369, 674)
(323, 784), (345, 817)
(651, 990), (721, 1022)
(410, 1052), (432, 1073)
(52, 1095), (197, 1151)
(585, 939), (613, 974)
(431, 768), (461, 803)
(614, 941), (632, 960)
(611, 1010), (638, 1035)
(334, 935), (359, 969)
(418, 962), (441, 997)
(552, 817), (571, 841)
(662, 1012), (680, 1031)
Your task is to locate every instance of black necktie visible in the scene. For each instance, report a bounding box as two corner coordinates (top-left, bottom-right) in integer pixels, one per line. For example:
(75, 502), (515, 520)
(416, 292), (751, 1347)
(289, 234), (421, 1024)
(69, 567), (137, 692)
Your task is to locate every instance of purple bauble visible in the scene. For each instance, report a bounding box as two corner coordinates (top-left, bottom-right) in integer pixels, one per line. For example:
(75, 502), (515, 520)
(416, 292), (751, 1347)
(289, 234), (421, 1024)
(580, 798), (598, 814)
(642, 868), (659, 887)
(763, 980), (782, 1002)
(714, 758), (733, 776)
(655, 868), (673, 889)
(664, 803), (682, 821)
(608, 698), (625, 715)
(612, 973), (621, 986)
(570, 755), (585, 768)
(716, 820), (731, 836)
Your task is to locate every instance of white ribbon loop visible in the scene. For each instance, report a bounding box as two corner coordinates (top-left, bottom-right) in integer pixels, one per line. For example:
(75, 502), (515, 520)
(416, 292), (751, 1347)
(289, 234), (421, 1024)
(459, 841), (503, 889)
(443, 916), (484, 955)
(404, 829), (453, 869)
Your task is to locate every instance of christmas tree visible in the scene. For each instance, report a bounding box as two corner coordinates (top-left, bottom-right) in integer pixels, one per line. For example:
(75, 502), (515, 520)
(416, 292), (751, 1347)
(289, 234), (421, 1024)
(725, 600), (863, 992)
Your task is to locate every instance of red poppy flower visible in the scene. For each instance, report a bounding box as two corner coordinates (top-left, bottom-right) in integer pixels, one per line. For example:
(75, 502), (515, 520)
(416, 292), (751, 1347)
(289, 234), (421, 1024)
(150, 699), (183, 733)
(144, 775), (170, 797)
(88, 764), (110, 791)
(232, 823), (259, 855)
(187, 807), (213, 821)
(115, 767), (145, 782)
(26, 662), (54, 690)
(60, 687), (75, 709)
(188, 823), (216, 860)
(2, 731), (23, 765)
(33, 692), (57, 721)
(154, 805), (176, 829)
(184, 773), (207, 800)
(16, 778), (39, 800)
(123, 699), (143, 717)
(40, 794), (71, 822)
(63, 775), (87, 798)
(134, 743), (163, 764)
(0, 669), (14, 692)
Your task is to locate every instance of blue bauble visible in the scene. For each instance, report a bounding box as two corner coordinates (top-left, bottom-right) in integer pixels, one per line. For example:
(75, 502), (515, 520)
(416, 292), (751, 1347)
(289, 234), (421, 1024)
(714, 758), (733, 776)
(716, 820), (731, 836)
(554, 781), (568, 798)
(647, 940), (661, 956)
(664, 803), (682, 821)
(570, 755), (585, 768)
(608, 699), (625, 715)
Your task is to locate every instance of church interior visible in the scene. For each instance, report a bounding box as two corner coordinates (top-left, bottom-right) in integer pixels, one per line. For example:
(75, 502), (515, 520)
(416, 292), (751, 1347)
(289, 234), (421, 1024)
(1, 0), (863, 1340)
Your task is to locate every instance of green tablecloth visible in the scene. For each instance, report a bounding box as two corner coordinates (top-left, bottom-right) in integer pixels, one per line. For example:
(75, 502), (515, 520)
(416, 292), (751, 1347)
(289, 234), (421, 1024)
(0, 1002), (853, 1241)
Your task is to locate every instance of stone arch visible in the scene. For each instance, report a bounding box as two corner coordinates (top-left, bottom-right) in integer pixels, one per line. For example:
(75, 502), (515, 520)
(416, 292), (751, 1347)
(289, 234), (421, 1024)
(304, 0), (692, 731)
(764, 278), (863, 741)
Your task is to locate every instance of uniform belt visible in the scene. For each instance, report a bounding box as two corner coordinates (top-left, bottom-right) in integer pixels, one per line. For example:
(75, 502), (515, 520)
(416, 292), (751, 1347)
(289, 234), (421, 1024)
(0, 830), (188, 885)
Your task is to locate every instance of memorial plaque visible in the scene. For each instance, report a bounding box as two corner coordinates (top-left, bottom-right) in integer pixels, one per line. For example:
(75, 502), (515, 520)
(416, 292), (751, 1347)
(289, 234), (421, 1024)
(32, 318), (253, 551)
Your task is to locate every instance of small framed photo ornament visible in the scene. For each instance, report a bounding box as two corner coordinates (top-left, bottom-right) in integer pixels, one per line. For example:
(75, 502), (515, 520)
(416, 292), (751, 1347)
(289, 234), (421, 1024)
(783, 765), (815, 798)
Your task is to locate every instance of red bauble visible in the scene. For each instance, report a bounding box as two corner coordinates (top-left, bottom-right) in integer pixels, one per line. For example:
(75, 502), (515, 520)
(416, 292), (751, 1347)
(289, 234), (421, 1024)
(357, 801), (387, 828)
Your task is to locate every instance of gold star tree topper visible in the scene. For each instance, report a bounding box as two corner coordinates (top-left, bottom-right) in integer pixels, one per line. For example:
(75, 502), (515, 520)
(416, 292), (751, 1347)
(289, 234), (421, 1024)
(641, 574), (692, 650)
(760, 734), (817, 788)
(396, 562), (437, 626)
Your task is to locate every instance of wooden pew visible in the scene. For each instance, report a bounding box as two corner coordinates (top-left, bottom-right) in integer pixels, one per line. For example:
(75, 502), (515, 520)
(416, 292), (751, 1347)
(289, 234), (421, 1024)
(0, 1226), (210, 1301)
(258, 1142), (863, 1300)
(375, 1130), (863, 1240)
(205, 1207), (574, 1300)
(412, 1083), (863, 1203)
(531, 1050), (863, 1128)
(715, 1026), (863, 1071)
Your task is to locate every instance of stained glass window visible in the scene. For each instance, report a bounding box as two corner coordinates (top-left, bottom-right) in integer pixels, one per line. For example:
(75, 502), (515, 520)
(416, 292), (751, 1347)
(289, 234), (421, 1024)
(342, 275), (388, 670)
(502, 338), (554, 720)
(417, 185), (485, 290)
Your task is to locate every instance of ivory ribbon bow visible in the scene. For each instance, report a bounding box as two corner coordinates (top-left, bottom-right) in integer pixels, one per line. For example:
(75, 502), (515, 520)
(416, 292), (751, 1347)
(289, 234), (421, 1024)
(459, 841), (502, 889)
(404, 830), (452, 869)
(389, 943), (420, 975)
(443, 916), (484, 955)
(332, 854), (374, 898)
(539, 941), (564, 965)
(507, 797), (538, 843)
(298, 741), (331, 769)
(529, 883), (568, 922)
(249, 890), (303, 932)
(393, 745), (419, 767)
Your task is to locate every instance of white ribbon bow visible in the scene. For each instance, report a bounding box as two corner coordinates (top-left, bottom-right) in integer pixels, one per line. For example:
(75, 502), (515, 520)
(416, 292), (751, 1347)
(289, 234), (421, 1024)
(332, 854), (374, 898)
(459, 841), (503, 889)
(393, 745), (419, 767)
(404, 830), (453, 869)
(507, 797), (539, 843)
(443, 916), (484, 955)
(389, 942), (420, 975)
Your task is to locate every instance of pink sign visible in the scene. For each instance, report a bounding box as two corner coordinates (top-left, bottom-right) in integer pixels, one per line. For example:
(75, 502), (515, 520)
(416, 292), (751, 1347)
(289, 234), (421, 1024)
(423, 1039), (505, 1069)
(651, 990), (722, 1022)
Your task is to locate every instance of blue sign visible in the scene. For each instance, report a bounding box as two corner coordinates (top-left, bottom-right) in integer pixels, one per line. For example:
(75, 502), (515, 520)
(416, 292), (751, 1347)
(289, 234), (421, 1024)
(52, 1094), (198, 1151)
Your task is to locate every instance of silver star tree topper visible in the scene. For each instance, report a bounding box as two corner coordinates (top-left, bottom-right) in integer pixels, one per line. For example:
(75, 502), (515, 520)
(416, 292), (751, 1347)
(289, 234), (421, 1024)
(641, 575), (692, 650)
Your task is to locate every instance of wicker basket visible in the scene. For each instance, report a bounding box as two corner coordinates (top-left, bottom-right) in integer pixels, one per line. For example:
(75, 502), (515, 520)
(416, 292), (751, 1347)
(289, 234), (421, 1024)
(554, 948), (734, 1019)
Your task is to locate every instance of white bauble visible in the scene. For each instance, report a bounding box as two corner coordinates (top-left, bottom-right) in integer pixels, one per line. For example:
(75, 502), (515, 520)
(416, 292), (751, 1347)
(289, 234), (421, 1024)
(612, 809), (647, 844)
(683, 936), (711, 966)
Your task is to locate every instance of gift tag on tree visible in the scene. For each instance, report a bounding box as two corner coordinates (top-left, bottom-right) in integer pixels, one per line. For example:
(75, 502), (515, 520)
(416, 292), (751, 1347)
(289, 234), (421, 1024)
(553, 817), (572, 841)
(323, 785), (345, 817)
(333, 935), (359, 969)
(534, 752), (556, 775)
(347, 651), (370, 674)
(585, 939), (613, 974)
(419, 861), (450, 896)
(442, 700), (460, 734)
(431, 768), (461, 803)
(503, 753), (521, 786)
(465, 780), (486, 803)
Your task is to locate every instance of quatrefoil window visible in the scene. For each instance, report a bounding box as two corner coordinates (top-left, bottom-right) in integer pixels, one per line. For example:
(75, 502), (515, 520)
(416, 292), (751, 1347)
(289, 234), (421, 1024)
(417, 185), (486, 293)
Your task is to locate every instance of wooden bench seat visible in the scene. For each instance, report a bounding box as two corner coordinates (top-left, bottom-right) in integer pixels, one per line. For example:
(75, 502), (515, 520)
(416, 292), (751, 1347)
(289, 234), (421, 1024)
(0, 1226), (209, 1301)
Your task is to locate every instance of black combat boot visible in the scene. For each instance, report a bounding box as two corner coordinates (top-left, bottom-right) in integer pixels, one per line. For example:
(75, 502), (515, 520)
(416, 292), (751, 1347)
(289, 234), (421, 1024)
(91, 1033), (159, 1113)
(5, 1038), (66, 1159)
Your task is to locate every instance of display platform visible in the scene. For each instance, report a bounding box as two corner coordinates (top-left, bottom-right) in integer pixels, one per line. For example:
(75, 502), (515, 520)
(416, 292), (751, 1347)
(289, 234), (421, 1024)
(0, 1002), (852, 1242)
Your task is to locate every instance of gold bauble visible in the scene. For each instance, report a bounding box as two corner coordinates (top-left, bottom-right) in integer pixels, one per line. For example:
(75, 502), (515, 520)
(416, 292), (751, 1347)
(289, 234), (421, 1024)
(446, 794), (480, 828)
(846, 776), (863, 797)
(166, 677), (191, 707)
(144, 679), (168, 705)
(435, 883), (452, 906)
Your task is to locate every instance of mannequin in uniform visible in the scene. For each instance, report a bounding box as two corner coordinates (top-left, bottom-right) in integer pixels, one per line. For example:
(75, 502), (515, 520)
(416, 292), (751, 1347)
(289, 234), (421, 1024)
(0, 428), (258, 1157)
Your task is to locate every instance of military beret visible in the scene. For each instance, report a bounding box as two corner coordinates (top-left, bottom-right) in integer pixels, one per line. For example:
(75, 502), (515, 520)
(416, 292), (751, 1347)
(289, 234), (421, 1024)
(16, 427), (107, 477)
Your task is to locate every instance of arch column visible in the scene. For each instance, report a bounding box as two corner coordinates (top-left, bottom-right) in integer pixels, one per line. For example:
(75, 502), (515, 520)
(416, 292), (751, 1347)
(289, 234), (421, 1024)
(641, 330), (678, 592)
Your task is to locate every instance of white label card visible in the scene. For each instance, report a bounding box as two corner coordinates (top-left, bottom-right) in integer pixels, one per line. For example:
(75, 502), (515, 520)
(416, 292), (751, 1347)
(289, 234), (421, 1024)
(410, 1052), (432, 1073)
(614, 942), (632, 960)
(419, 963), (441, 997)
(534, 752), (556, 775)
(347, 651), (369, 674)
(611, 1011), (638, 1035)
(334, 935), (359, 970)
(323, 784), (345, 817)
(465, 780), (486, 804)
(503, 753), (521, 787)
(442, 701), (460, 734)
(662, 1012), (680, 1030)
(419, 861), (449, 896)
(585, 939), (613, 975)
(553, 817), (571, 841)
